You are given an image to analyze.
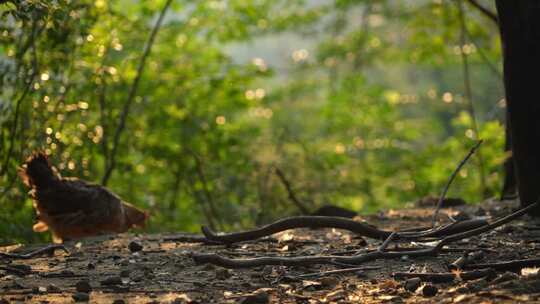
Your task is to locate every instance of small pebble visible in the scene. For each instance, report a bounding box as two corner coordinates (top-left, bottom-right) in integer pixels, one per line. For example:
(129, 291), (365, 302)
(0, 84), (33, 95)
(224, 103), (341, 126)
(128, 241), (143, 253)
(422, 284), (438, 297)
(87, 263), (96, 270)
(404, 278), (422, 292)
(72, 292), (90, 302)
(75, 280), (92, 293)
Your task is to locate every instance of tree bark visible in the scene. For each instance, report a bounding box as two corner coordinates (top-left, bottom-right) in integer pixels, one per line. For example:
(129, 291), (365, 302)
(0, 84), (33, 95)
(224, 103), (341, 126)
(496, 1), (540, 214)
(500, 112), (516, 200)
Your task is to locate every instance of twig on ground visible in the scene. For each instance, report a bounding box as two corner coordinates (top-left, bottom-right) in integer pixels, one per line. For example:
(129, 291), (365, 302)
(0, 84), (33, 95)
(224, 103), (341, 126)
(432, 140), (483, 226)
(192, 202), (537, 268)
(201, 216), (487, 244)
(287, 266), (382, 279)
(161, 235), (221, 245)
(393, 268), (495, 283)
(401, 218), (487, 239)
(449, 251), (484, 270)
(0, 244), (68, 259)
(378, 232), (397, 252)
(0, 266), (32, 276)
(202, 216), (390, 243)
(39, 272), (87, 278)
(463, 257), (540, 272)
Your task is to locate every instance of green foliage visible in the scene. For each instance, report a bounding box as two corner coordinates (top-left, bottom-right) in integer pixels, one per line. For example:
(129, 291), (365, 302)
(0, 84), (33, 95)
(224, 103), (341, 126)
(0, 0), (505, 244)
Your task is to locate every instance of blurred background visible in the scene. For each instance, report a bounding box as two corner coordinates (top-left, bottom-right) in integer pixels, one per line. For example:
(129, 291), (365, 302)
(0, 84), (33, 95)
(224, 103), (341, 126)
(0, 0), (504, 244)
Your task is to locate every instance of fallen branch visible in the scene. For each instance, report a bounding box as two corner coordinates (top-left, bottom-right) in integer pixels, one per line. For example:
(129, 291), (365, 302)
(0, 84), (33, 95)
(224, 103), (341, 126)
(0, 244), (68, 259)
(201, 216), (487, 244)
(449, 251), (484, 271)
(192, 202), (537, 268)
(463, 257), (540, 272)
(401, 218), (488, 239)
(393, 268), (495, 283)
(285, 265), (382, 280)
(161, 235), (221, 245)
(202, 216), (389, 242)
(0, 265), (32, 276)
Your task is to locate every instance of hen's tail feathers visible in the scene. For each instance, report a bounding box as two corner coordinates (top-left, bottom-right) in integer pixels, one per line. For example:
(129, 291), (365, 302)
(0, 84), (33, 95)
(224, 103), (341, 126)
(123, 202), (149, 228)
(19, 152), (59, 188)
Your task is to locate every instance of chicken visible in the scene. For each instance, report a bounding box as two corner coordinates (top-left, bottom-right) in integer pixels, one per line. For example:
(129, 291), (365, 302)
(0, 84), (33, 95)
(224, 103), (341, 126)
(19, 152), (148, 243)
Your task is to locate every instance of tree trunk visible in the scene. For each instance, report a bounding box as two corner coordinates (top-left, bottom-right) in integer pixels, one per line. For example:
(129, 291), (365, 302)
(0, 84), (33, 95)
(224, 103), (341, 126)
(500, 112), (517, 200)
(496, 1), (540, 214)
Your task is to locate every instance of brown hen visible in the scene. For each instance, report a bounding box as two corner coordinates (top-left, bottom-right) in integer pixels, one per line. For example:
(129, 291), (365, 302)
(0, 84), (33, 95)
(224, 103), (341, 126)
(19, 152), (148, 243)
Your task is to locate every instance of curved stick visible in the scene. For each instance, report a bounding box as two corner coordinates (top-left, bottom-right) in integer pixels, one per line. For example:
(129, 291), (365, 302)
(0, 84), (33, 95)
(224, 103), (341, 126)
(402, 218), (488, 239)
(192, 247), (436, 269)
(393, 268), (495, 283)
(202, 216), (390, 242)
(0, 244), (68, 260)
(193, 203), (536, 268)
(432, 140), (483, 226)
(202, 216), (488, 244)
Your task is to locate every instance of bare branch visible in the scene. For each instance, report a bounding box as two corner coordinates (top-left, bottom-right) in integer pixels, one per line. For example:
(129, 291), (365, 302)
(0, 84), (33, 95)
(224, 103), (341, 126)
(0, 20), (39, 177)
(464, 257), (540, 272)
(457, 0), (488, 198)
(283, 265), (382, 280)
(466, 0), (498, 25)
(193, 202), (537, 268)
(190, 151), (223, 230)
(201, 216), (487, 244)
(186, 172), (218, 231)
(101, 0), (173, 185)
(393, 268), (495, 283)
(274, 167), (310, 214)
(432, 140), (483, 226)
(0, 244), (68, 260)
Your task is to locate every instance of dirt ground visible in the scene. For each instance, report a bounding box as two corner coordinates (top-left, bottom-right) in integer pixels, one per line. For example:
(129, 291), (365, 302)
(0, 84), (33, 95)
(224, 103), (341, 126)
(2, 198), (540, 303)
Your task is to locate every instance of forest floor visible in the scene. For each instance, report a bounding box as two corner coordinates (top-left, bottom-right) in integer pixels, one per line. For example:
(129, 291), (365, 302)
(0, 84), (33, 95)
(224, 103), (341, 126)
(2, 198), (540, 303)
